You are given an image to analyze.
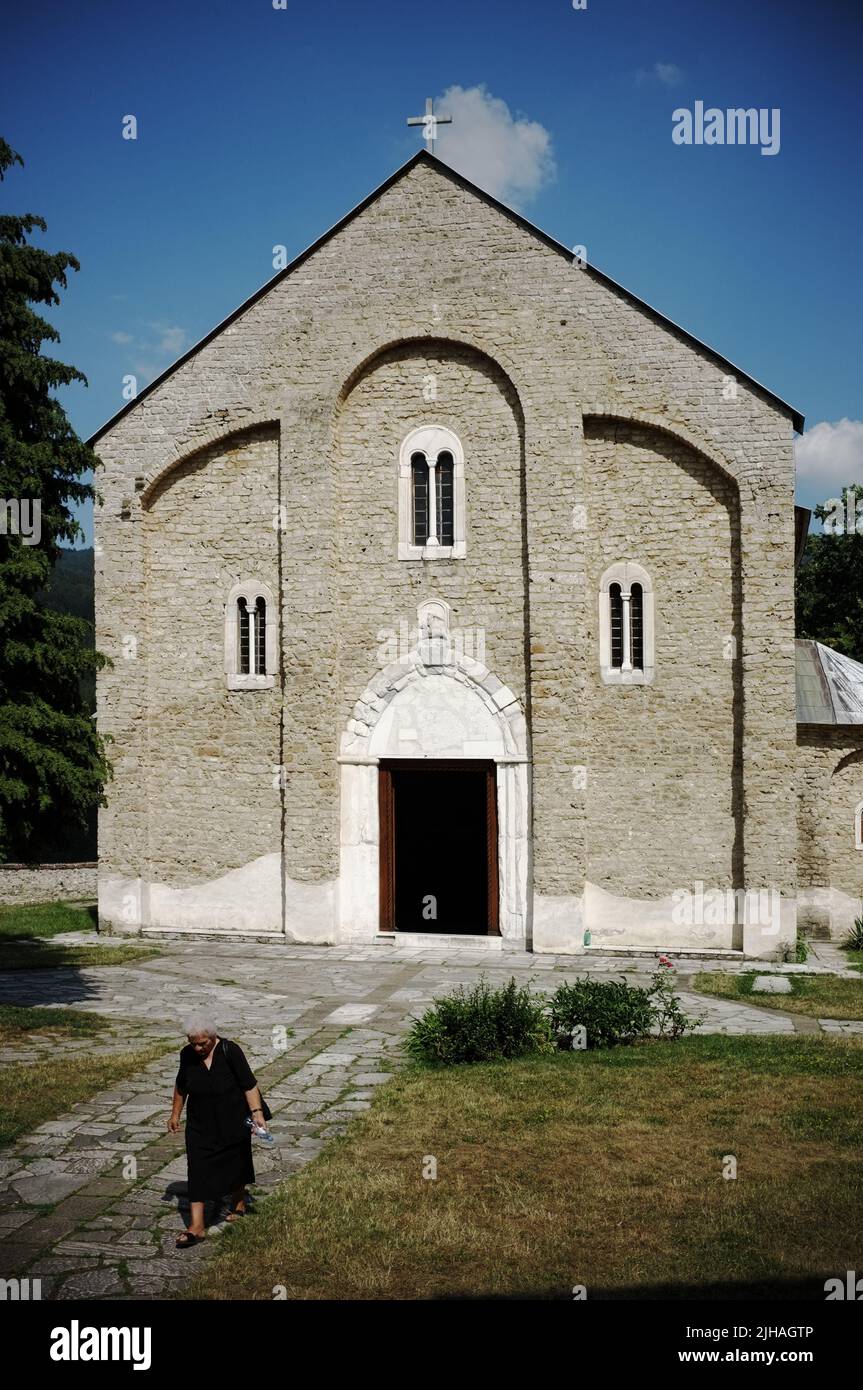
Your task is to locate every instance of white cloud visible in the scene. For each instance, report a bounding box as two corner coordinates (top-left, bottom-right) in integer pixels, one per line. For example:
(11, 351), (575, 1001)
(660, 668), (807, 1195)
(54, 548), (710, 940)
(795, 419), (863, 495)
(149, 323), (188, 355)
(637, 61), (683, 87)
(433, 84), (555, 207)
(131, 357), (162, 386)
(110, 323), (188, 374)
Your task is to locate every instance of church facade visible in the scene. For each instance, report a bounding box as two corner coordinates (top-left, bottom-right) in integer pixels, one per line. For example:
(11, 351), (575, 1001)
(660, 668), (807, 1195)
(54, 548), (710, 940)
(92, 151), (863, 958)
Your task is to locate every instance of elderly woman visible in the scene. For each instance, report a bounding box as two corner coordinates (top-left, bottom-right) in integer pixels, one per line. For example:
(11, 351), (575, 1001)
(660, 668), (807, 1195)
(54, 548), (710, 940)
(168, 1016), (266, 1248)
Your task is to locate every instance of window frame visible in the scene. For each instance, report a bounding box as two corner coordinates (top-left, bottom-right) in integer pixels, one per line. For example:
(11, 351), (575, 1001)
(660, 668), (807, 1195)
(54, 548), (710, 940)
(398, 425), (466, 560)
(224, 580), (277, 690)
(598, 562), (655, 685)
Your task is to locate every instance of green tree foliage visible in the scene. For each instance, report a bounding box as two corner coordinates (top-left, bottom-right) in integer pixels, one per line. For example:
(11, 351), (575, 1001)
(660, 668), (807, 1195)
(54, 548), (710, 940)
(0, 139), (109, 861)
(796, 485), (863, 662)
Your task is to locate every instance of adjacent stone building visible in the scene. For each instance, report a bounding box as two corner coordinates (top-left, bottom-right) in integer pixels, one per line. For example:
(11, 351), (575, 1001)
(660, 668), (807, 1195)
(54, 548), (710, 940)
(796, 640), (863, 939)
(91, 151), (859, 958)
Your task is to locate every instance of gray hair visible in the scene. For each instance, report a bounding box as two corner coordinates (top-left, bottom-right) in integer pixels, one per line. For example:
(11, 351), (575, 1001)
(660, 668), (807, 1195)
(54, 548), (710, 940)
(183, 1012), (218, 1038)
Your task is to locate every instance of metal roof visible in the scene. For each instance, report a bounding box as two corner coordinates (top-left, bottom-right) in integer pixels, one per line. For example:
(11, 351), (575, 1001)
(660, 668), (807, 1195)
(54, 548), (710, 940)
(796, 639), (863, 725)
(87, 150), (805, 445)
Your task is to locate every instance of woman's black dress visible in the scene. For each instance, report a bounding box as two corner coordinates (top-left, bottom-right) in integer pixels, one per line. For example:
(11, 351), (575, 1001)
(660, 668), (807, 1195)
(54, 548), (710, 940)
(175, 1038), (257, 1202)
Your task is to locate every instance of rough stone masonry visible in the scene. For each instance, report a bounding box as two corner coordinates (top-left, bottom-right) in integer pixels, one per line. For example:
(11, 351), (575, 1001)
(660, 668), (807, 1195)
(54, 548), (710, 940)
(89, 150), (862, 958)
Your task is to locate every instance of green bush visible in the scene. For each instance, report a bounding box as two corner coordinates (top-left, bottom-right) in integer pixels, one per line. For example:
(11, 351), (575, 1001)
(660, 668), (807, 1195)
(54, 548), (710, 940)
(405, 976), (553, 1067)
(549, 977), (654, 1049)
(647, 969), (702, 1039)
(782, 936), (810, 963)
(845, 917), (863, 952)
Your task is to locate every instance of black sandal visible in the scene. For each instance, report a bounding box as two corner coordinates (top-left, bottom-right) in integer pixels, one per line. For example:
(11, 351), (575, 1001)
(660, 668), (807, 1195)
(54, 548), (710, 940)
(175, 1230), (205, 1248)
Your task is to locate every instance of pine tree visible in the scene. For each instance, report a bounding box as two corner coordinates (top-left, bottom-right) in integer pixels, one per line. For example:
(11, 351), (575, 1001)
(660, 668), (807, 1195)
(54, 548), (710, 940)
(0, 139), (109, 861)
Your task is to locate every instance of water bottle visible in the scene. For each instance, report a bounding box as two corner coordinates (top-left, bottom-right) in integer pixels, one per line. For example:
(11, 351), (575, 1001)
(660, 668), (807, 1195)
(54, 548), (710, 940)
(246, 1116), (274, 1144)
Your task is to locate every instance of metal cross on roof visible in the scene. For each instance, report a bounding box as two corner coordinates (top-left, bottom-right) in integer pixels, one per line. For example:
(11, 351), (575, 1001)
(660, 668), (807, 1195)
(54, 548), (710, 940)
(407, 96), (452, 154)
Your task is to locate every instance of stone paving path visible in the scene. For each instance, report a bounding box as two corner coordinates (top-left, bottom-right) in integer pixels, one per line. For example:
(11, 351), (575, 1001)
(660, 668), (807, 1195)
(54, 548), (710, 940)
(0, 935), (860, 1299)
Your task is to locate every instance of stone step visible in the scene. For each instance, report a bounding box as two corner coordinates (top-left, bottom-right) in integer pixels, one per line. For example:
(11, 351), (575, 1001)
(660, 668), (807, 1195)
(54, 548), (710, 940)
(586, 947), (746, 960)
(375, 932), (503, 950)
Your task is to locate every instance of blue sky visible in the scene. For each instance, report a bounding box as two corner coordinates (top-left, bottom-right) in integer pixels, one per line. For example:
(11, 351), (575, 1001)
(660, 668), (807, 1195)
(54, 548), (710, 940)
(2, 0), (861, 544)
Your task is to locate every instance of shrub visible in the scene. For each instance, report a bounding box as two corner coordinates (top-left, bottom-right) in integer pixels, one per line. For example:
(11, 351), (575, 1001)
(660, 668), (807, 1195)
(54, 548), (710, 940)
(647, 968), (702, 1039)
(549, 977), (654, 1049)
(782, 937), (809, 963)
(404, 976), (553, 1067)
(845, 917), (863, 952)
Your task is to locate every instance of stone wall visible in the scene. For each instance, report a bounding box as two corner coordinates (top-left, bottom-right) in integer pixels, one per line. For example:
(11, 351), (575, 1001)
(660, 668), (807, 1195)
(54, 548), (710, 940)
(143, 427), (281, 885)
(0, 863), (97, 905)
(579, 419), (740, 949)
(94, 154), (798, 954)
(336, 342), (527, 748)
(797, 727), (863, 938)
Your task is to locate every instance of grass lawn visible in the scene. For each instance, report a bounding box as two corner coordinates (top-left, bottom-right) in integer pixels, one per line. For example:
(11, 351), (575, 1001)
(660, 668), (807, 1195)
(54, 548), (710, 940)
(187, 1035), (863, 1301)
(842, 947), (863, 974)
(0, 901), (96, 940)
(0, 900), (159, 970)
(694, 970), (863, 1020)
(0, 940), (161, 970)
(0, 1041), (174, 1145)
(0, 1003), (110, 1046)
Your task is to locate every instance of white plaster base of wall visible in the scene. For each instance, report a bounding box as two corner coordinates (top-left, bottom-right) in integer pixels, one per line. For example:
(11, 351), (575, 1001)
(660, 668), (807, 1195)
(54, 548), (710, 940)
(798, 885), (862, 940)
(99, 856), (797, 959)
(533, 883), (795, 959)
(99, 855), (335, 942)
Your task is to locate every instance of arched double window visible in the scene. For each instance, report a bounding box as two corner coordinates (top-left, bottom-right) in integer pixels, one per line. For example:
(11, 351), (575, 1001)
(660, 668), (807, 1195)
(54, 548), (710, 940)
(410, 450), (454, 547)
(225, 581), (277, 690)
(599, 563), (654, 685)
(238, 595), (267, 676)
(398, 426), (466, 559)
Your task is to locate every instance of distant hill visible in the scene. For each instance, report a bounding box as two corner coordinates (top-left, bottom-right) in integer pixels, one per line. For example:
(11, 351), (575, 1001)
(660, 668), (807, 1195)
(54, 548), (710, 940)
(37, 546), (96, 714)
(40, 546), (95, 626)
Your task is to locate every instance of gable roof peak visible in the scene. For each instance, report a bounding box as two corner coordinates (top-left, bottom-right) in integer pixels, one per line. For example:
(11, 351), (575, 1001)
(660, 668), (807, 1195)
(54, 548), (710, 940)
(88, 148), (804, 444)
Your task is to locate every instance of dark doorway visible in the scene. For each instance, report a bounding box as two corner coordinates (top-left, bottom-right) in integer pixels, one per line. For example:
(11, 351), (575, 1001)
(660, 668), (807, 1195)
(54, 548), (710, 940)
(379, 761), (499, 935)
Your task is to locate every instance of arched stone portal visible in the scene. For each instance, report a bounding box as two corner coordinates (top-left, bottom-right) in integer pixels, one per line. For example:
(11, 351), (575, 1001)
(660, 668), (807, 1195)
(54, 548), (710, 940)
(337, 613), (530, 944)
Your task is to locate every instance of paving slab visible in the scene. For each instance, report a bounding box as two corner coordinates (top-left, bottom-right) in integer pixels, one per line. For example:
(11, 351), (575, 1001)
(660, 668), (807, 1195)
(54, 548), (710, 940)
(0, 933), (859, 1300)
(10, 1173), (91, 1205)
(323, 1003), (380, 1024)
(752, 975), (793, 993)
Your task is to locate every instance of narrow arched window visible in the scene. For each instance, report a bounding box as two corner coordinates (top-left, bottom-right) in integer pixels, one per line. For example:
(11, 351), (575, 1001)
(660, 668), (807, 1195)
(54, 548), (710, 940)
(599, 563), (655, 685)
(238, 597), (250, 675)
(411, 452), (429, 547)
(630, 583), (643, 672)
(436, 451), (454, 546)
(237, 596), (267, 675)
(254, 596), (267, 675)
(225, 582), (276, 690)
(609, 584), (623, 669)
(855, 800), (863, 850)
